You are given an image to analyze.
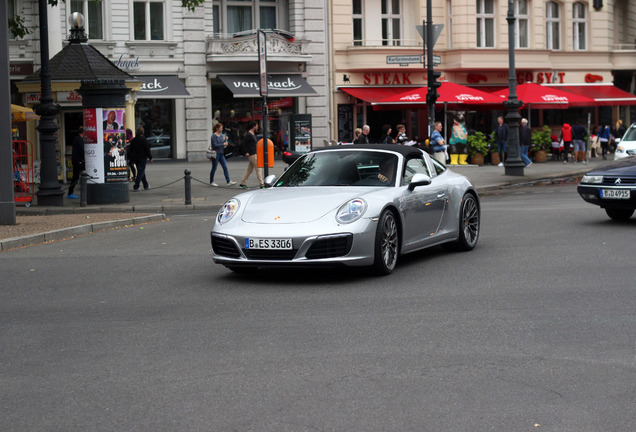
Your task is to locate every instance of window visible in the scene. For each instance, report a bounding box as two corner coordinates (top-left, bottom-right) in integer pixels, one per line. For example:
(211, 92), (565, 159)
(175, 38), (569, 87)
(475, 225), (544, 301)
(546, 1), (560, 50)
(134, 1), (164, 40)
(573, 2), (586, 50)
(213, 0), (279, 35)
(515, 0), (529, 48)
(476, 0), (495, 48)
(381, 0), (401, 46)
(353, 0), (363, 46)
(70, 0), (103, 39)
(403, 158), (431, 185)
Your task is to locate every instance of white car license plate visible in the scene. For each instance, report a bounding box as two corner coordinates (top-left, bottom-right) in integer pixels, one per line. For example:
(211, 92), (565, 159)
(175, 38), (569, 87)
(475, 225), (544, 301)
(245, 238), (293, 250)
(600, 189), (630, 199)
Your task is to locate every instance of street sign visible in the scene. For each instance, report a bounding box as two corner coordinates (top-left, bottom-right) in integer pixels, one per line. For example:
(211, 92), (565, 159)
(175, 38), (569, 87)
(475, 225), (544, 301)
(416, 24), (444, 47)
(432, 55), (441, 66)
(386, 55), (423, 65)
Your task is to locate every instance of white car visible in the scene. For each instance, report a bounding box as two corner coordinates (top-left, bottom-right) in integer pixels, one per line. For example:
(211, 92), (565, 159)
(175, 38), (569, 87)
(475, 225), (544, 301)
(614, 123), (636, 160)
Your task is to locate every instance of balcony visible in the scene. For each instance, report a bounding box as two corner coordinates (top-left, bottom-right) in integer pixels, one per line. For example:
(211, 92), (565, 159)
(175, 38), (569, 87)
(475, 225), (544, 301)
(206, 30), (312, 64)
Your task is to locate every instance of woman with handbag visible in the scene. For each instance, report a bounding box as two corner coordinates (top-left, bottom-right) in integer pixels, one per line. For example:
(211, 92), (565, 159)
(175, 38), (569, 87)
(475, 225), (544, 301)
(209, 123), (236, 186)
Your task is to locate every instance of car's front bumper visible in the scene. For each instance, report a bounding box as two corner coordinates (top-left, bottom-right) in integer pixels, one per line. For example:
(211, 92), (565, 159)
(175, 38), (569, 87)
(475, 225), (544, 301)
(211, 218), (379, 268)
(577, 184), (636, 209)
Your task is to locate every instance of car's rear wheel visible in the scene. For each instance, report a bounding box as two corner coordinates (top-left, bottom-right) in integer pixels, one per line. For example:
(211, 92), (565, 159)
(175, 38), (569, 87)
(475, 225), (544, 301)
(605, 208), (634, 220)
(456, 193), (480, 251)
(372, 210), (399, 275)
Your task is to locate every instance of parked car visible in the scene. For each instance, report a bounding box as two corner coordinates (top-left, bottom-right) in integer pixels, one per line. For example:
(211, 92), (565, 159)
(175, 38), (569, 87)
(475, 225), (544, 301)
(577, 156), (636, 220)
(211, 144), (481, 275)
(614, 123), (636, 160)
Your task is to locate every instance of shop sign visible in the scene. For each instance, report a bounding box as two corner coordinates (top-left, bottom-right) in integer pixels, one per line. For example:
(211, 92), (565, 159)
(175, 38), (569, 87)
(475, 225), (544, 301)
(112, 53), (141, 71)
(57, 91), (82, 103)
(10, 63), (33, 76)
(363, 72), (415, 86)
(25, 93), (41, 103)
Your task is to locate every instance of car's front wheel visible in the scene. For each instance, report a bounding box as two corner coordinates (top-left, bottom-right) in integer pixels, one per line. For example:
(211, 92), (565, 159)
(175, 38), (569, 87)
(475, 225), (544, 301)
(455, 193), (480, 251)
(372, 210), (399, 275)
(605, 208), (634, 220)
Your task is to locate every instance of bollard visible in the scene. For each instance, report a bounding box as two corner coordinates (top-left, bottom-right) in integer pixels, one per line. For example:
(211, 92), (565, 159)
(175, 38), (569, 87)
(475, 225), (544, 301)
(184, 169), (192, 205)
(79, 171), (89, 207)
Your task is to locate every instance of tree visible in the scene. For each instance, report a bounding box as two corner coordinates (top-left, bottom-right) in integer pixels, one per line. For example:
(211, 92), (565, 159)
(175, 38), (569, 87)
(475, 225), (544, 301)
(9, 0), (206, 39)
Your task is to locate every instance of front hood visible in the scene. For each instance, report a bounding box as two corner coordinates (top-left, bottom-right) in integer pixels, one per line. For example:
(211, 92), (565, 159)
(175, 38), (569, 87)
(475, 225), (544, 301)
(241, 187), (375, 223)
(587, 157), (636, 176)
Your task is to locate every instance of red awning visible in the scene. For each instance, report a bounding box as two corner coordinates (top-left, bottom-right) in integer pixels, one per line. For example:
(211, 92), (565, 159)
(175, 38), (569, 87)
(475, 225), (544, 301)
(374, 82), (503, 105)
(340, 87), (415, 103)
(547, 84), (636, 106)
(493, 83), (595, 108)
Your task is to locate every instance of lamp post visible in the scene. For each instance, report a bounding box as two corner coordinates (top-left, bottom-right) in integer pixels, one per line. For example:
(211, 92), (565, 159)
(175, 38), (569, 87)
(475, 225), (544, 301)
(34, 0), (64, 205)
(503, 0), (524, 176)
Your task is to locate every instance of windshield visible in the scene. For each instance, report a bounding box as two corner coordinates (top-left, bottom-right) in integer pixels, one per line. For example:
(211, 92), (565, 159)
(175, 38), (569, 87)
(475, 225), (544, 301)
(275, 150), (400, 187)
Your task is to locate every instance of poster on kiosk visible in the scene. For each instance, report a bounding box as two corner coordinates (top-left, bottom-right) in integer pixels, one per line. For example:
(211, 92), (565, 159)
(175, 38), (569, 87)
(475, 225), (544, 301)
(291, 114), (312, 154)
(83, 107), (128, 183)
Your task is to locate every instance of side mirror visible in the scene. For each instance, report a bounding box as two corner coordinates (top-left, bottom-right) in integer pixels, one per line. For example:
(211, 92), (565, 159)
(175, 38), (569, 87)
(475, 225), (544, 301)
(264, 174), (277, 188)
(408, 173), (432, 190)
(615, 137), (622, 144)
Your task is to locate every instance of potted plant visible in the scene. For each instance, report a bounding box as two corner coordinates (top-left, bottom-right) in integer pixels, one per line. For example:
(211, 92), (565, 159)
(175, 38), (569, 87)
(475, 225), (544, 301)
(531, 125), (552, 163)
(467, 131), (489, 165)
(488, 131), (500, 165)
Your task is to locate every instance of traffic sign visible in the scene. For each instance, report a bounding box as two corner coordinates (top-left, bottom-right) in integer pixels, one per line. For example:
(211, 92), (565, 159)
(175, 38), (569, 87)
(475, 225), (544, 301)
(416, 24), (444, 47)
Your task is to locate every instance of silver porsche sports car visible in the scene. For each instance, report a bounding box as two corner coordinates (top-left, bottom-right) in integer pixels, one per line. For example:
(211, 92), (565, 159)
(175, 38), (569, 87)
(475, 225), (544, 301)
(211, 144), (480, 275)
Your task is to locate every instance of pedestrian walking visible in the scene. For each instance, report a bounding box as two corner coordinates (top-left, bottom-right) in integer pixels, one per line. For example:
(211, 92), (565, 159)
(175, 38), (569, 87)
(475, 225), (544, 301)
(430, 121), (447, 165)
(209, 123), (236, 187)
(560, 122), (573, 163)
(357, 125), (370, 144)
(395, 124), (408, 145)
(519, 118), (533, 167)
(380, 124), (395, 144)
(352, 128), (362, 144)
(494, 116), (508, 167)
(571, 119), (588, 164)
(67, 127), (85, 199)
(239, 121), (264, 189)
(598, 124), (611, 160)
(125, 128), (136, 181)
(128, 126), (153, 191)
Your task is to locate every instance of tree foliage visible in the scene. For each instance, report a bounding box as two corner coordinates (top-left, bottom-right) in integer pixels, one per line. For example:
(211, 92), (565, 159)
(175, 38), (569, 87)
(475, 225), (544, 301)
(9, 0), (206, 39)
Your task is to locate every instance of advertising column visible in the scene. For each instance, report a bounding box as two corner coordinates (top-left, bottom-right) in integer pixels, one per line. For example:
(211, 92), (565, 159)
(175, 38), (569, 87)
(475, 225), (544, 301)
(290, 114), (312, 154)
(79, 79), (130, 204)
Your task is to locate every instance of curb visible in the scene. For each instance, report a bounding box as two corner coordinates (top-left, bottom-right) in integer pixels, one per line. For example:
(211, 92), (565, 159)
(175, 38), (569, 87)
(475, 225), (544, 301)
(1, 214), (167, 252)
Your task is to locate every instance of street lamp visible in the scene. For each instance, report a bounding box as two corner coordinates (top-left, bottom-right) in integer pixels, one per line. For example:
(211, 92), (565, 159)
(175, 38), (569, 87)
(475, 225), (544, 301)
(503, 0), (524, 176)
(33, 0), (64, 205)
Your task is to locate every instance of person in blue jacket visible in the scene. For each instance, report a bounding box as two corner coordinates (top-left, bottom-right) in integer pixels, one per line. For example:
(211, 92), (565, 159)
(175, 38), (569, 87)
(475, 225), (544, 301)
(431, 121), (447, 165)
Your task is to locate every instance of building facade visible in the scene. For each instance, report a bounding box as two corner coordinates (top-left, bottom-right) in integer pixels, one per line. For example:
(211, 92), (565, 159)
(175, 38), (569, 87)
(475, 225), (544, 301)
(9, 0), (329, 178)
(330, 0), (636, 143)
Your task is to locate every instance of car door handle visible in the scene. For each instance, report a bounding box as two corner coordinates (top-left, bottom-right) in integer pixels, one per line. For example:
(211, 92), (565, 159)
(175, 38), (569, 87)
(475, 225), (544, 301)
(437, 193), (446, 199)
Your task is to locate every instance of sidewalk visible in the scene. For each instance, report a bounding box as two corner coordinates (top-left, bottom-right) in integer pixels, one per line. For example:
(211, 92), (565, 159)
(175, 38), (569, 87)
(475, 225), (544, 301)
(3, 153), (602, 250)
(17, 154), (602, 215)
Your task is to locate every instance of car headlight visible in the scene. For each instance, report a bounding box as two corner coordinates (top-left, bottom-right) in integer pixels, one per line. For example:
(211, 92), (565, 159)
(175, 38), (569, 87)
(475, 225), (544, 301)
(217, 198), (240, 224)
(581, 175), (603, 184)
(336, 198), (367, 224)
(616, 146), (625, 153)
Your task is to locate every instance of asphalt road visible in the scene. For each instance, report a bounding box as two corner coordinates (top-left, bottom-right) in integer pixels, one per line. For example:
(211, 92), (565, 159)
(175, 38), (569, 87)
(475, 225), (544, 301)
(1, 183), (634, 432)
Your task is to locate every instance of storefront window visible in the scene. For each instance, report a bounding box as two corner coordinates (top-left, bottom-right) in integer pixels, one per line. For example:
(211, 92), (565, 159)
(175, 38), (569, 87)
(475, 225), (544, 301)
(212, 78), (295, 154)
(135, 99), (173, 158)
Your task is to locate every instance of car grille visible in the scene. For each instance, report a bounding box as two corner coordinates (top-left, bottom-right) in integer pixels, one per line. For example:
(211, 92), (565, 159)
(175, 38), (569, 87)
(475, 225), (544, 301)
(305, 234), (353, 259)
(242, 249), (298, 260)
(602, 176), (636, 185)
(211, 235), (241, 258)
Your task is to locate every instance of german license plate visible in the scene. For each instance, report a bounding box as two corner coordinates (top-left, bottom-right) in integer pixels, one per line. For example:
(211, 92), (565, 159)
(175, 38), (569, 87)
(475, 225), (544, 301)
(245, 238), (293, 250)
(600, 189), (630, 199)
